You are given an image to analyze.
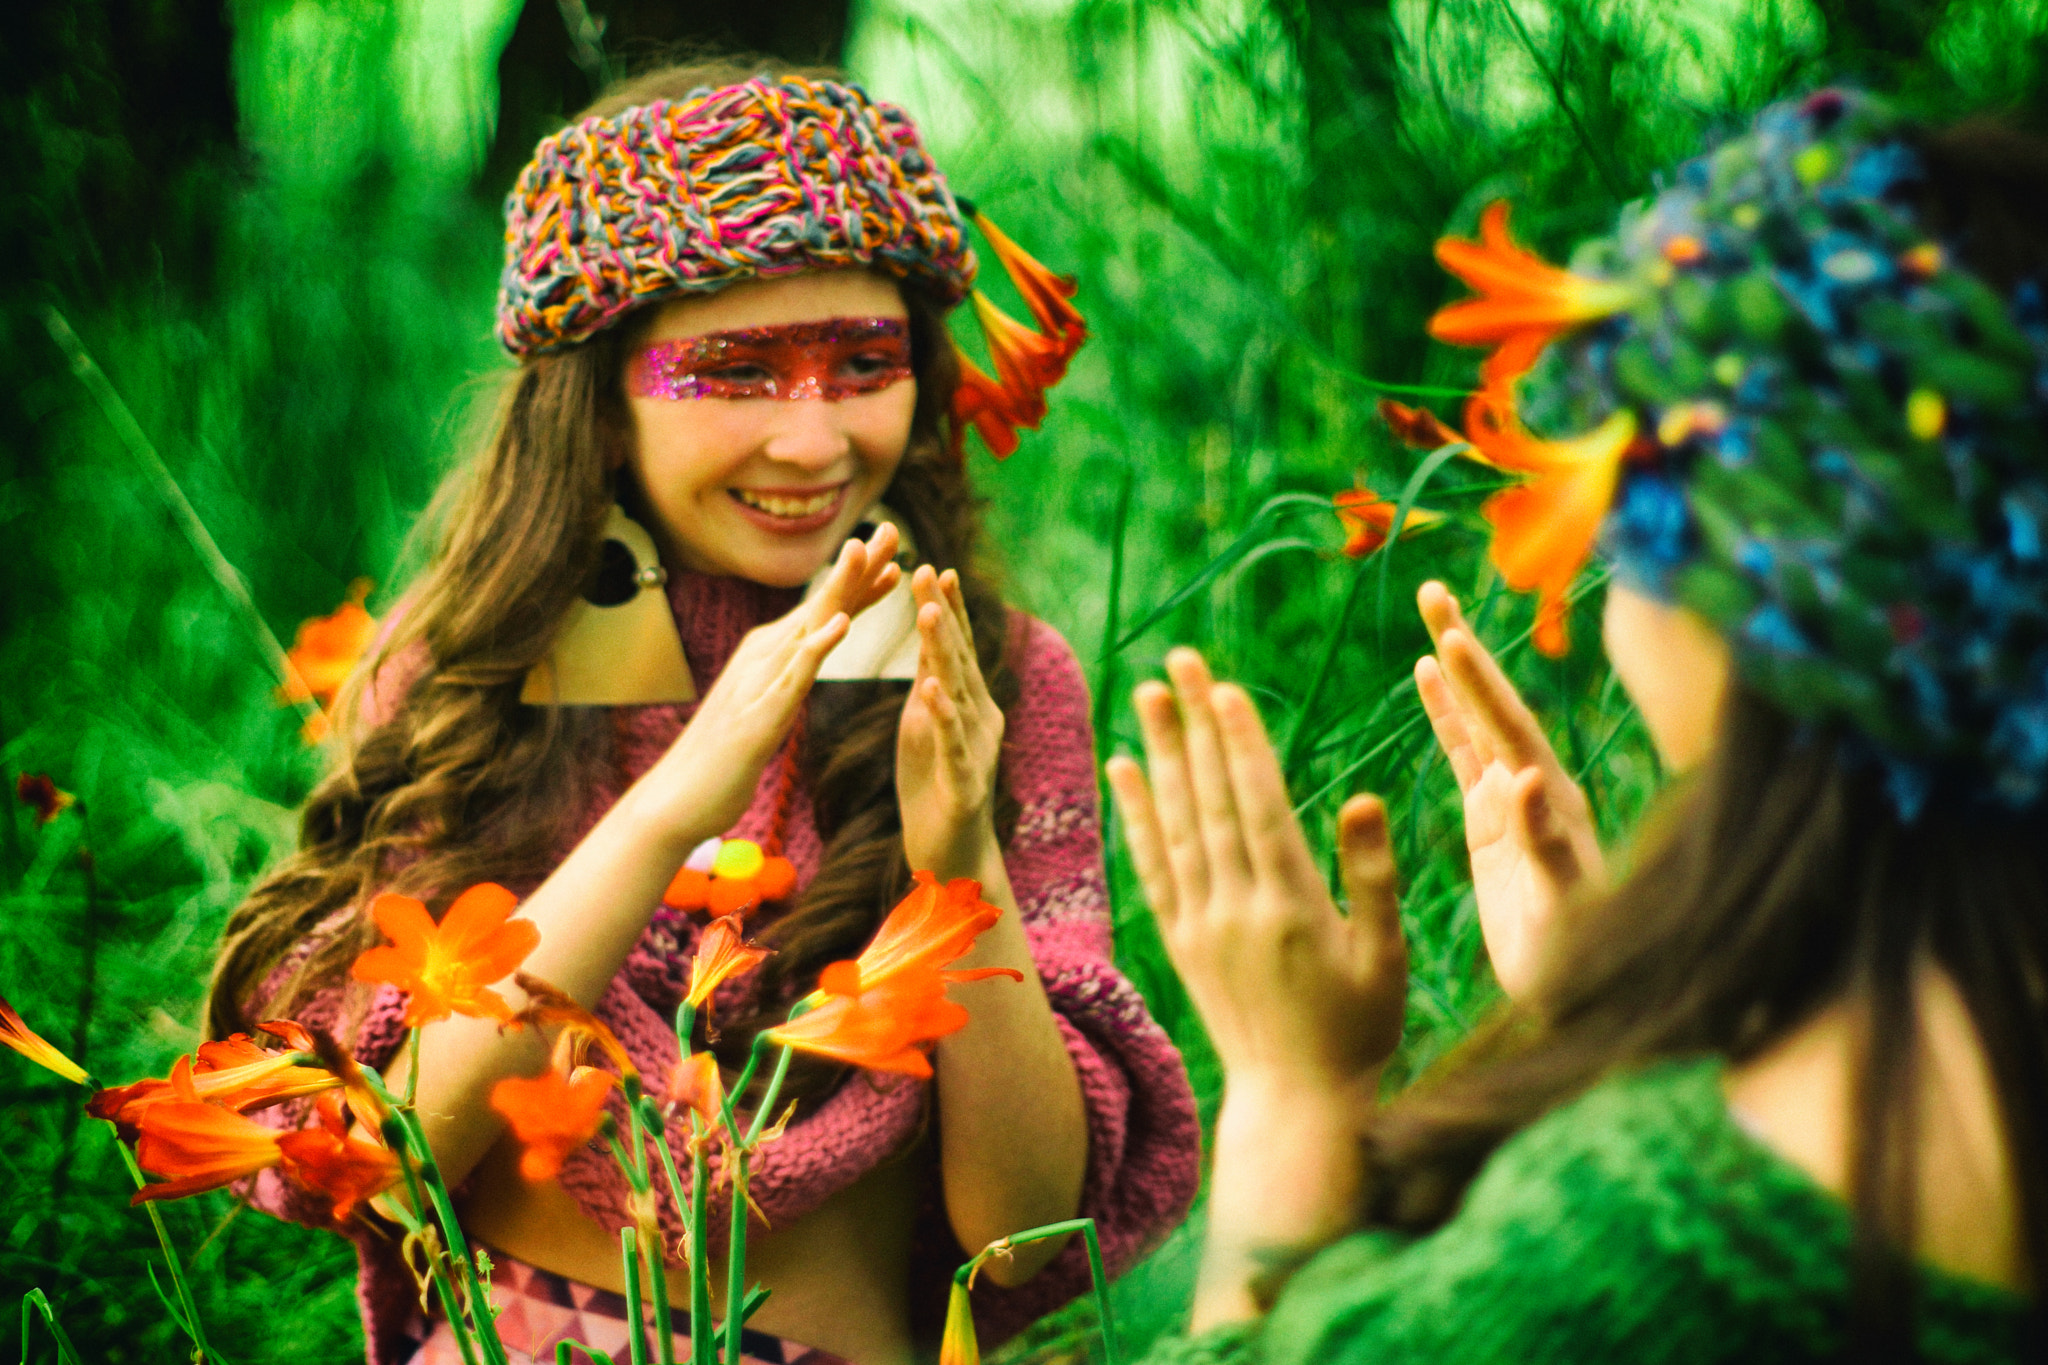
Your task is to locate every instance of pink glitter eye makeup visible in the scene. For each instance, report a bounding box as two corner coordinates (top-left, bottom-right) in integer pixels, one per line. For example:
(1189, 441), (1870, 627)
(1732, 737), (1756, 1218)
(629, 318), (914, 402)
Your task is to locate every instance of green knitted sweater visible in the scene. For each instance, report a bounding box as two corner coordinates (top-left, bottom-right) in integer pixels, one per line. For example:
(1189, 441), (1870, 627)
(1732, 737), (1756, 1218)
(1142, 1059), (2028, 1364)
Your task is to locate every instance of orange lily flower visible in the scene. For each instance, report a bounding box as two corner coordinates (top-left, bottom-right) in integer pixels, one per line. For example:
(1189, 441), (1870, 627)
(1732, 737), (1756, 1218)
(349, 882), (540, 1027)
(1333, 489), (1446, 559)
(0, 993), (88, 1085)
(952, 356), (1030, 461)
(666, 1050), (725, 1129)
(767, 962), (966, 1078)
(278, 578), (379, 743)
(1463, 381), (1639, 657)
(490, 1065), (617, 1181)
(686, 915), (772, 1023)
(131, 1100), (289, 1204)
(1376, 398), (1462, 452)
(90, 1025), (338, 1132)
(939, 1278), (981, 1365)
(14, 774), (77, 827)
(972, 211), (1086, 348)
(834, 872), (1021, 997)
(1430, 202), (1636, 383)
(275, 1092), (402, 1221)
(970, 294), (1061, 419)
(767, 874), (1022, 1078)
(509, 973), (639, 1084)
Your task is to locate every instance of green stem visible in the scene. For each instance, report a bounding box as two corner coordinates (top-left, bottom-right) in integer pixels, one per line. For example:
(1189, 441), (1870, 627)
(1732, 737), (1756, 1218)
(744, 1045), (796, 1146)
(620, 1227), (650, 1365)
(388, 1132), (481, 1365)
(365, 1070), (506, 1365)
(688, 1129), (712, 1365)
(722, 1148), (750, 1365)
(643, 1224), (675, 1365)
(404, 1027), (421, 1107)
(113, 1138), (214, 1363)
(19, 1288), (83, 1365)
(955, 1219), (1118, 1365)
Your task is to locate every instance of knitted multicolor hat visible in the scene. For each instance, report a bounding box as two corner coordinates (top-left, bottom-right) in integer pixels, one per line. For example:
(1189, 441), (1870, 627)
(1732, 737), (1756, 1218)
(1411, 90), (2048, 815)
(497, 75), (1087, 458)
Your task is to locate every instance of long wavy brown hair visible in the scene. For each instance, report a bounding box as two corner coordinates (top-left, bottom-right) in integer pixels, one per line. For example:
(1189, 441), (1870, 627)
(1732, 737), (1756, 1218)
(207, 60), (1020, 1104)
(1361, 121), (2048, 1356)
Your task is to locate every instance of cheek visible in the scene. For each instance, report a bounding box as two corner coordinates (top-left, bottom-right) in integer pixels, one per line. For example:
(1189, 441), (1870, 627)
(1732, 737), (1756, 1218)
(846, 383), (918, 475)
(628, 400), (768, 490)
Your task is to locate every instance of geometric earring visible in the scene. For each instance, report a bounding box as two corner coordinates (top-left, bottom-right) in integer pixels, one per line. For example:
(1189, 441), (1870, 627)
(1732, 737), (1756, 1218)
(519, 504), (697, 706)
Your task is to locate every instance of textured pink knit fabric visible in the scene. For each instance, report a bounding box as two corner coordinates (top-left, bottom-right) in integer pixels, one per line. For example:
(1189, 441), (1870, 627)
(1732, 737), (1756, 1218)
(244, 570), (1200, 1363)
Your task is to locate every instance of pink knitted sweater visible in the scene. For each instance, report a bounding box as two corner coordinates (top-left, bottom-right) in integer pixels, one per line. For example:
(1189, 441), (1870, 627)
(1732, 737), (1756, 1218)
(246, 570), (1201, 1363)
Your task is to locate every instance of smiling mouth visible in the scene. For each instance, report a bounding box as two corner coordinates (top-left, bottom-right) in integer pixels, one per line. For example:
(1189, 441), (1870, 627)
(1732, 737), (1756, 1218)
(731, 487), (843, 520)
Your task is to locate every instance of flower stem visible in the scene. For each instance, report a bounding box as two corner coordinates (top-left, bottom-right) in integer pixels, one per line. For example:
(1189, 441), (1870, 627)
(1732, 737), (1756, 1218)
(620, 1226), (650, 1365)
(405, 1027), (421, 1107)
(744, 1045), (796, 1146)
(643, 1221), (675, 1365)
(389, 1135), (481, 1365)
(956, 1219), (1118, 1365)
(688, 1125), (713, 1365)
(722, 1147), (750, 1365)
(111, 1134), (214, 1363)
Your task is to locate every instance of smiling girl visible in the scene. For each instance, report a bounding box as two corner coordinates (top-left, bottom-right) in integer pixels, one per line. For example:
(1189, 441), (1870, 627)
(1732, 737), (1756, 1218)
(206, 62), (1198, 1365)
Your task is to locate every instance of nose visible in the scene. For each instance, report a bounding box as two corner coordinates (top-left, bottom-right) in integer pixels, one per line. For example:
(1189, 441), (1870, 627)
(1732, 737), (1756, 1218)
(759, 399), (854, 472)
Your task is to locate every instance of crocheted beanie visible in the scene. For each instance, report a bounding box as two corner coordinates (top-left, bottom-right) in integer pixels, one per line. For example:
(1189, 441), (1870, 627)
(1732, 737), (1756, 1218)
(497, 76), (977, 357)
(1422, 90), (2048, 816)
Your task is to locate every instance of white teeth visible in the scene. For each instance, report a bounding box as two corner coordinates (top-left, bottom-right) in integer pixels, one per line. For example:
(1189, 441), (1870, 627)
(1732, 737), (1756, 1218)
(735, 488), (837, 519)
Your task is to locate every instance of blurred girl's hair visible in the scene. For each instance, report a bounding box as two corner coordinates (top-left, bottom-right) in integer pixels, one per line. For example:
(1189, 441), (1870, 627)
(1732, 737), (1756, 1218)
(1361, 120), (2048, 1358)
(206, 59), (1019, 1102)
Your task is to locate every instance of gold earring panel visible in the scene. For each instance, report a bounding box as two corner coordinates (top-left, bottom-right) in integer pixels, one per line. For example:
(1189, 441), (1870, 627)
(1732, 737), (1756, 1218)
(520, 506), (697, 706)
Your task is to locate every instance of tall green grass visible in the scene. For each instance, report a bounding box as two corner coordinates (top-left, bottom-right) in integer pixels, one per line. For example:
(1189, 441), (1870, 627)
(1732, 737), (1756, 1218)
(5, 0), (2047, 1360)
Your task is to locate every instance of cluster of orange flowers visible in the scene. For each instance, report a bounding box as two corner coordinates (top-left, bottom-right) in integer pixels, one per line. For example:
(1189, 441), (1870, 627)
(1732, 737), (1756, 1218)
(1374, 201), (1644, 656)
(1, 867), (1016, 1219)
(952, 214), (1090, 460)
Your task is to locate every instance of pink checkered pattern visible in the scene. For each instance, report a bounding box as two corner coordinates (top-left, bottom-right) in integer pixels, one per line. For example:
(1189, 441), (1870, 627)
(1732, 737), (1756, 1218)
(404, 1250), (847, 1365)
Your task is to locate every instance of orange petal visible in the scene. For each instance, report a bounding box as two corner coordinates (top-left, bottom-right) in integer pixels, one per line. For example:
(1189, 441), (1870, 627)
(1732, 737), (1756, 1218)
(686, 915), (771, 1009)
(0, 993), (88, 1085)
(952, 355), (1025, 460)
(1333, 489), (1446, 559)
(490, 1066), (615, 1182)
(971, 292), (1064, 403)
(509, 973), (639, 1083)
(754, 857), (797, 902)
(1471, 408), (1638, 657)
(1429, 201), (1636, 374)
(280, 580), (378, 707)
(1376, 399), (1460, 452)
(667, 1051), (725, 1127)
(131, 1101), (285, 1203)
(362, 894), (434, 966)
(973, 212), (1086, 347)
(277, 1116), (400, 1222)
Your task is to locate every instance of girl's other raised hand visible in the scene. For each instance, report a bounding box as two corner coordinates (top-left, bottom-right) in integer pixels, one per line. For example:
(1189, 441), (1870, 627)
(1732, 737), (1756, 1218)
(896, 564), (1005, 877)
(636, 523), (902, 848)
(1107, 648), (1407, 1099)
(1414, 581), (1604, 998)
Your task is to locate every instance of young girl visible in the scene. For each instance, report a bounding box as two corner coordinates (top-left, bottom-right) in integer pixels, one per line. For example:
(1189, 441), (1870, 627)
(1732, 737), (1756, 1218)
(1110, 93), (2041, 1361)
(208, 61), (1199, 1365)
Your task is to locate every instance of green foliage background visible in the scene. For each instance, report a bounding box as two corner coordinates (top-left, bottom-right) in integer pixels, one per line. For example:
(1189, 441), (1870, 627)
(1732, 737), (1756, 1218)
(4, 0), (2046, 1360)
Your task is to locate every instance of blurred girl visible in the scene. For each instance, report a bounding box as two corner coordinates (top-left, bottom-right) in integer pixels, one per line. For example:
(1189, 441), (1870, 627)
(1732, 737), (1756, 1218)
(1111, 92), (2041, 1362)
(207, 61), (1197, 1365)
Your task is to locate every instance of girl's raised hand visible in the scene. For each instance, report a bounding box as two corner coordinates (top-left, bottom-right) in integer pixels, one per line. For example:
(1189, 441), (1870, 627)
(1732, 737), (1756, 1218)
(1413, 581), (1604, 998)
(895, 565), (1005, 876)
(638, 523), (903, 847)
(1107, 649), (1407, 1098)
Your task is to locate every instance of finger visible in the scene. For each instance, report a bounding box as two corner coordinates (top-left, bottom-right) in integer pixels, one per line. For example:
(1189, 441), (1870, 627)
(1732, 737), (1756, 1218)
(1417, 580), (1462, 648)
(1209, 683), (1318, 883)
(1508, 766), (1587, 891)
(1164, 648), (1253, 886)
(1336, 794), (1401, 943)
(1414, 655), (1488, 789)
(917, 597), (970, 702)
(780, 612), (851, 692)
(1438, 628), (1560, 777)
(805, 537), (868, 627)
(939, 569), (989, 692)
(1132, 677), (1210, 907)
(1105, 755), (1179, 933)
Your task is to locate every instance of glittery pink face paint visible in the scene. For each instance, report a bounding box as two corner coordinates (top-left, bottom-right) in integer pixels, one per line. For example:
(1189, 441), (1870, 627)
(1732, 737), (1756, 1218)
(628, 318), (913, 402)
